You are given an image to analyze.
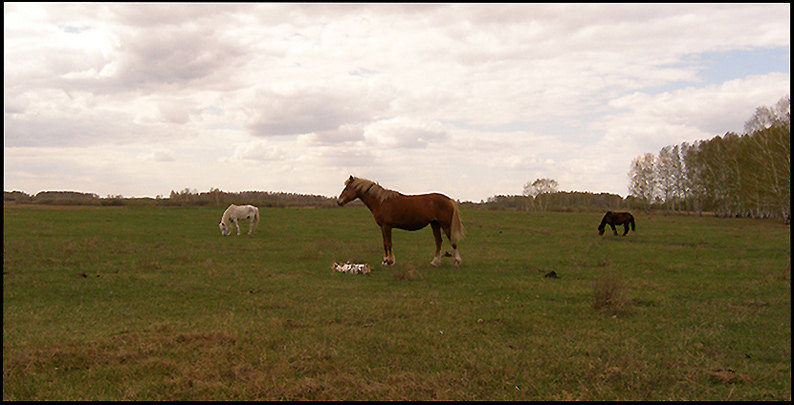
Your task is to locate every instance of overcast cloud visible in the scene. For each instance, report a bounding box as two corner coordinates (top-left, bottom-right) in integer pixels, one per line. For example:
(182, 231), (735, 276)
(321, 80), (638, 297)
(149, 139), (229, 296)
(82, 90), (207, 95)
(4, 3), (790, 201)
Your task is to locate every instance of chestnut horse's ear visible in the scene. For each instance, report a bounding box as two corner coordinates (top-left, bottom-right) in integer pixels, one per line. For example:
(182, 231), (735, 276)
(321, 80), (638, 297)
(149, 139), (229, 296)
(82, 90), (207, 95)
(349, 175), (354, 181)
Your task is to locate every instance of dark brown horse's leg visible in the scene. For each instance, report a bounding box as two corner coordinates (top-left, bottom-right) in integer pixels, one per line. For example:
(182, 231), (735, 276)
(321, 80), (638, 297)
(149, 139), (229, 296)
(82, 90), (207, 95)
(622, 223), (629, 236)
(430, 222), (443, 266)
(381, 225), (395, 266)
(610, 224), (618, 235)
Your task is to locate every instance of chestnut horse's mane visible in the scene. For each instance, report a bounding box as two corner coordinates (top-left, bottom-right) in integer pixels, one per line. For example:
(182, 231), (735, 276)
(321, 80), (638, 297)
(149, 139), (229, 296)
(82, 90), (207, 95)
(347, 177), (401, 203)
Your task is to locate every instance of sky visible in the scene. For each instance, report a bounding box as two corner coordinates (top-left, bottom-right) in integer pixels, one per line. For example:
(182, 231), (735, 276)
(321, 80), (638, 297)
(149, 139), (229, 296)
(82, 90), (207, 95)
(3, 3), (790, 202)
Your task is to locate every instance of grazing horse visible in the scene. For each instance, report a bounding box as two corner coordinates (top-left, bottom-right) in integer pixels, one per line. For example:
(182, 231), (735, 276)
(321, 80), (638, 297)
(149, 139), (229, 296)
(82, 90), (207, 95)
(598, 211), (635, 236)
(219, 204), (260, 236)
(336, 176), (464, 267)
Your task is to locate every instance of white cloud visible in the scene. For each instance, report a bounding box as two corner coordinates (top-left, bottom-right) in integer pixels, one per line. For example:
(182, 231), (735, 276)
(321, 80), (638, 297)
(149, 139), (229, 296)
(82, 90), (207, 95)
(3, 3), (790, 201)
(141, 150), (175, 162)
(602, 72), (790, 148)
(244, 87), (383, 137)
(231, 140), (283, 162)
(364, 118), (447, 149)
(303, 124), (366, 146)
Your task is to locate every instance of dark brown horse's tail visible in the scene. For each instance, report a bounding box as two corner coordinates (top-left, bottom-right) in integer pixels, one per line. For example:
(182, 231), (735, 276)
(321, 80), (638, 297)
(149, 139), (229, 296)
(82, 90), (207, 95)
(450, 200), (465, 243)
(629, 215), (635, 231)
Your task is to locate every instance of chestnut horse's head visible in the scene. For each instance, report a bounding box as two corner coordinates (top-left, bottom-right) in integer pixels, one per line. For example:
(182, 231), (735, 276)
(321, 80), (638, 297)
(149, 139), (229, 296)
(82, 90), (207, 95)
(337, 175), (359, 206)
(337, 176), (400, 206)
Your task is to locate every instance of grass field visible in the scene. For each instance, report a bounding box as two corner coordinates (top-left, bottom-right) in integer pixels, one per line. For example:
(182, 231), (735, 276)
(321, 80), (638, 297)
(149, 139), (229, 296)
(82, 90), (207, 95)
(3, 205), (790, 400)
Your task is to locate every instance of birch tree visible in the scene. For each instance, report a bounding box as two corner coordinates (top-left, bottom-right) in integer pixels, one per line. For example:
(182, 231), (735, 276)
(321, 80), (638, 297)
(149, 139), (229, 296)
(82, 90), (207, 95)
(628, 153), (657, 210)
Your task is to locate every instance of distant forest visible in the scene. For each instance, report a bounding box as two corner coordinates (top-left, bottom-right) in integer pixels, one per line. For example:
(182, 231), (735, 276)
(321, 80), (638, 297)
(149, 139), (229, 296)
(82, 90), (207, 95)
(4, 176), (784, 219)
(3, 187), (632, 213)
(3, 189), (338, 209)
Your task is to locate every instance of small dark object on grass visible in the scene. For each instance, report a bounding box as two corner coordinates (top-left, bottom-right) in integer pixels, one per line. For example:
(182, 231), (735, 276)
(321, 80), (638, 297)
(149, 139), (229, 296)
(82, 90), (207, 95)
(544, 271), (559, 279)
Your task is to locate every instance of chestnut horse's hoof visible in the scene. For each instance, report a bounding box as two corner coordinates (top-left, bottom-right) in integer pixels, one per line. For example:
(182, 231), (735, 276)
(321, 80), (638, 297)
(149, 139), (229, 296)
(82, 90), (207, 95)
(382, 259), (394, 267)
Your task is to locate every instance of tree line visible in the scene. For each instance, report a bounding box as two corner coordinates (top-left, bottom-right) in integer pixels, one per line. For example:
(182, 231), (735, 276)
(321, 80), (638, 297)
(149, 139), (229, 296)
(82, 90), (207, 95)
(481, 190), (632, 212)
(628, 95), (790, 221)
(5, 187), (630, 212)
(3, 189), (338, 208)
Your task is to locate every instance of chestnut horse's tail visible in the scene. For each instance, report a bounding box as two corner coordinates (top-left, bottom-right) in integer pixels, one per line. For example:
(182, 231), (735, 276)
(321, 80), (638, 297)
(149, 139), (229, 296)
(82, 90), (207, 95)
(450, 199), (465, 243)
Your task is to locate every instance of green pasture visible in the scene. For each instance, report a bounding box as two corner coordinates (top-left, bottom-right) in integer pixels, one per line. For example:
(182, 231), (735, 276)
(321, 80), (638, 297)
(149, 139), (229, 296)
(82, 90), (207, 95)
(3, 205), (790, 400)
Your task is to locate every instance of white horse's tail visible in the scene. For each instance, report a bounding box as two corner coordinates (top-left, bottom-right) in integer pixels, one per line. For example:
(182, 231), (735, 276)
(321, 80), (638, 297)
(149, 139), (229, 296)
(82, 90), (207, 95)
(252, 207), (260, 233)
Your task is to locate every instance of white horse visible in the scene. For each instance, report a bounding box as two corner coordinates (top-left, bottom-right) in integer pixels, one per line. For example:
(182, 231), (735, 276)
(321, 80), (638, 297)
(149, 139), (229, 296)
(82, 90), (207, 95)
(219, 204), (260, 236)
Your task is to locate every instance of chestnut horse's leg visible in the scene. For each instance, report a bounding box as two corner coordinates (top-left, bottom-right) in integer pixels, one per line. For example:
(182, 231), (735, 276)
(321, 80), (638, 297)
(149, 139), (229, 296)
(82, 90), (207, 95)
(430, 222), (443, 266)
(381, 225), (395, 266)
(452, 242), (461, 267)
(610, 223), (618, 235)
(441, 221), (462, 267)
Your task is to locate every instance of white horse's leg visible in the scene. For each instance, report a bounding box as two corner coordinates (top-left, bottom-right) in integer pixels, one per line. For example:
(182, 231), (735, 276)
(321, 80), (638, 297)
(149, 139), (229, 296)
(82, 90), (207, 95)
(234, 218), (241, 235)
(248, 217), (255, 235)
(250, 210), (259, 234)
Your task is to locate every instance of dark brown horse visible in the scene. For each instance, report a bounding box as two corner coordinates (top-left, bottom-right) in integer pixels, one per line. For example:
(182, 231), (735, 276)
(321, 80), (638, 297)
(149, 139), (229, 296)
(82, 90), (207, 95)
(336, 176), (464, 267)
(598, 211), (635, 236)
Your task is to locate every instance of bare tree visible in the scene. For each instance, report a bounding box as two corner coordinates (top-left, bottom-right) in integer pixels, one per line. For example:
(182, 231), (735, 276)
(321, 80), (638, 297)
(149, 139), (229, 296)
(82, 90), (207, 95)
(523, 178), (559, 211)
(745, 95), (790, 133)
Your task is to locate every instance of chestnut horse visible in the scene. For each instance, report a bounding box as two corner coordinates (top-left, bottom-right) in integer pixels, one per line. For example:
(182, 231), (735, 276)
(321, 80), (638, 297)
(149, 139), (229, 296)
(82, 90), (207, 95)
(598, 211), (635, 236)
(336, 176), (464, 267)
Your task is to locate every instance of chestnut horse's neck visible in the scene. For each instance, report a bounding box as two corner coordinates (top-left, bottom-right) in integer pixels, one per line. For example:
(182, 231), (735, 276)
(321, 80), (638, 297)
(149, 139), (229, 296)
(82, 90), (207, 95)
(348, 178), (400, 216)
(356, 187), (385, 215)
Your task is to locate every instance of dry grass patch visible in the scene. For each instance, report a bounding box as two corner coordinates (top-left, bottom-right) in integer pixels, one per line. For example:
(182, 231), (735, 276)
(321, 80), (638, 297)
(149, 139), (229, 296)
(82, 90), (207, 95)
(393, 263), (420, 281)
(592, 272), (633, 316)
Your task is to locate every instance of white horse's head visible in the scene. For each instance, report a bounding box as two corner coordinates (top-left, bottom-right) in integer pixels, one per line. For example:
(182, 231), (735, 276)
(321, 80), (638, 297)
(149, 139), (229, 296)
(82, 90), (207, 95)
(219, 221), (229, 235)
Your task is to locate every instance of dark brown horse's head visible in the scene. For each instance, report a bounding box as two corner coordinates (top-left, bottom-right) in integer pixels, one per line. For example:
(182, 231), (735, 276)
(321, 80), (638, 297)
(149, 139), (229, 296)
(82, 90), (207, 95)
(336, 175), (358, 206)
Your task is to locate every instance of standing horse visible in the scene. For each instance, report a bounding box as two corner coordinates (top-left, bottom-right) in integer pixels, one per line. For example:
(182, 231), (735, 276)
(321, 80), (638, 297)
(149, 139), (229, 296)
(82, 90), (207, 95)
(336, 176), (464, 267)
(598, 211), (635, 236)
(219, 204), (260, 236)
